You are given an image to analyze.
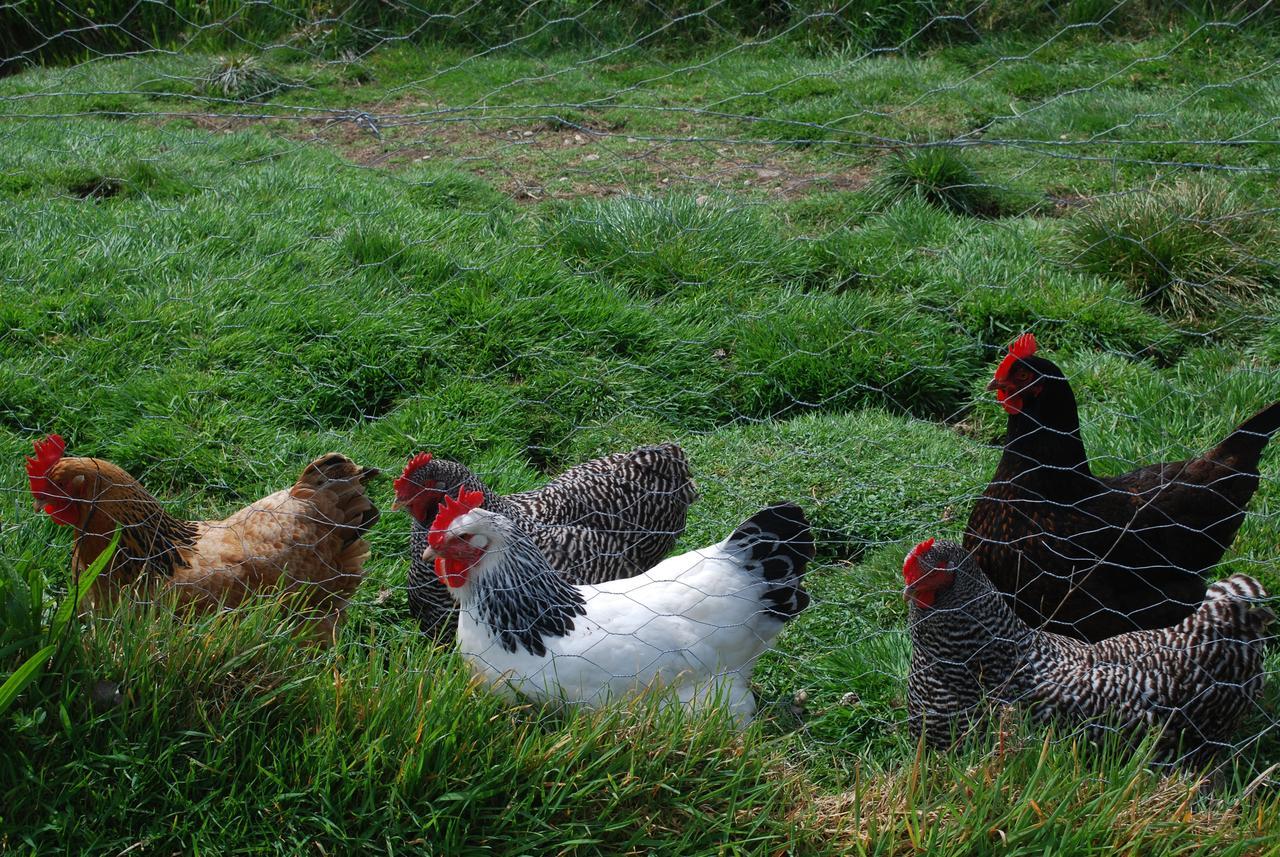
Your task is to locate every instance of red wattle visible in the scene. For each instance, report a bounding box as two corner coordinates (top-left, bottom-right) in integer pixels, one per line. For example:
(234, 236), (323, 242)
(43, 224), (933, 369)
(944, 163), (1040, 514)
(45, 499), (79, 527)
(997, 389), (1023, 415)
(435, 556), (470, 588)
(906, 588), (936, 609)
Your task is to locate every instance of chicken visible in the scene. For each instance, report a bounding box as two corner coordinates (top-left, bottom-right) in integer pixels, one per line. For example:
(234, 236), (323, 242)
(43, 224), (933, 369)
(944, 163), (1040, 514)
(965, 333), (1280, 642)
(904, 539), (1273, 766)
(25, 434), (380, 638)
(391, 443), (697, 639)
(421, 487), (812, 724)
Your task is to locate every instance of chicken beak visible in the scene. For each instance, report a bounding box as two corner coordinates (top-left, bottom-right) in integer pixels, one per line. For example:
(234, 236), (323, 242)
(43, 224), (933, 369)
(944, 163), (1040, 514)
(985, 377), (1000, 393)
(390, 498), (404, 513)
(421, 545), (438, 563)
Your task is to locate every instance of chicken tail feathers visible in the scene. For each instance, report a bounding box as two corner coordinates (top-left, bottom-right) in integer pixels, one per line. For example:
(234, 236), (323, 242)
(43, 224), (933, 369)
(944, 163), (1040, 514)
(1203, 574), (1275, 636)
(293, 453), (383, 540)
(725, 502), (814, 622)
(646, 442), (700, 504)
(1213, 400), (1280, 467)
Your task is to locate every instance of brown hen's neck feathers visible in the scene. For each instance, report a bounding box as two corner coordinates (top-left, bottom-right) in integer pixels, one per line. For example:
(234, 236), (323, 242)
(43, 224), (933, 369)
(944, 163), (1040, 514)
(56, 457), (198, 577)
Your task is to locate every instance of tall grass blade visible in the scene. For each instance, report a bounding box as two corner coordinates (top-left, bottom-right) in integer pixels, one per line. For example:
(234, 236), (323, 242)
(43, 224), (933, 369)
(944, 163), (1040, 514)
(48, 527), (118, 644)
(0, 643), (55, 719)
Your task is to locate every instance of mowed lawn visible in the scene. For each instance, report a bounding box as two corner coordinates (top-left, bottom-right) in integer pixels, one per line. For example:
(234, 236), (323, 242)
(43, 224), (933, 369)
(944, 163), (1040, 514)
(2, 18), (1280, 855)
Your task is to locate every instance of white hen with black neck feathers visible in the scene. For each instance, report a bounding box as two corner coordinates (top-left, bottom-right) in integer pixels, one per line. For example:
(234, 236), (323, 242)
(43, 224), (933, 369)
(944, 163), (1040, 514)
(425, 490), (813, 725)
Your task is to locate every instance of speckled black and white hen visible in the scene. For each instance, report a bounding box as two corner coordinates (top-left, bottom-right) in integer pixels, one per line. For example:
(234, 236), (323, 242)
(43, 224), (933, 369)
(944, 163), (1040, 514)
(904, 539), (1273, 765)
(392, 444), (697, 639)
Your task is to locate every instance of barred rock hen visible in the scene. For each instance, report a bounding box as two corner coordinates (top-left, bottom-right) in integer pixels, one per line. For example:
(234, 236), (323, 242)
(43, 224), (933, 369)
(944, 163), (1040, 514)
(966, 333), (1280, 642)
(392, 444), (697, 639)
(26, 434), (380, 639)
(905, 539), (1273, 765)
(422, 487), (812, 725)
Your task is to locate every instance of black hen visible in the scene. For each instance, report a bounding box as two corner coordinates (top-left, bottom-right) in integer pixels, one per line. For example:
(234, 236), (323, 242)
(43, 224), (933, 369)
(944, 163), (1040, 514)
(965, 333), (1280, 642)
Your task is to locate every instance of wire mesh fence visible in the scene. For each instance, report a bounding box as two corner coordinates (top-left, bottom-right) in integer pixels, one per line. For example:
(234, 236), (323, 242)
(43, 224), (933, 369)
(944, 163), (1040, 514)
(2, 0), (1280, 849)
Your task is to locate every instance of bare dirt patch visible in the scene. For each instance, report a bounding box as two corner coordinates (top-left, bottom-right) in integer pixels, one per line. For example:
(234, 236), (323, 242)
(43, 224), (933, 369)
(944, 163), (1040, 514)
(174, 99), (875, 202)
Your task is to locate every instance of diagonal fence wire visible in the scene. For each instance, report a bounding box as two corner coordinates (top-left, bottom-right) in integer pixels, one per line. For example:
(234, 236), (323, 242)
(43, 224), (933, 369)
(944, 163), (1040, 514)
(1, 0), (1279, 821)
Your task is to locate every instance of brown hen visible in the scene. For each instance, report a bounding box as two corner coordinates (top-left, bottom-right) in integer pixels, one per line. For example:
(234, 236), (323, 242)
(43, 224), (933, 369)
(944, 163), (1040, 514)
(26, 435), (380, 639)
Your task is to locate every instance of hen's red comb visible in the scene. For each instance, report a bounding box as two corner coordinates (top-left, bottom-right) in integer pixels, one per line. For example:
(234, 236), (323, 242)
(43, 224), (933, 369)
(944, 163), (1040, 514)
(902, 537), (936, 586)
(25, 434), (66, 499)
(393, 452), (433, 501)
(994, 332), (1037, 382)
(427, 485), (485, 549)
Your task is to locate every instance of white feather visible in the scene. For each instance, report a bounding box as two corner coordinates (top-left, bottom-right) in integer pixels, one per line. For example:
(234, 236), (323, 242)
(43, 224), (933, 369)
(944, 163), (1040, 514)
(445, 511), (796, 725)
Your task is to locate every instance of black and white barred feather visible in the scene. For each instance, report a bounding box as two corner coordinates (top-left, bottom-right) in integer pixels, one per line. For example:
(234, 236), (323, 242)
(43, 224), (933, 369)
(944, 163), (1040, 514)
(906, 540), (1274, 765)
(405, 443), (696, 639)
(721, 502), (813, 622)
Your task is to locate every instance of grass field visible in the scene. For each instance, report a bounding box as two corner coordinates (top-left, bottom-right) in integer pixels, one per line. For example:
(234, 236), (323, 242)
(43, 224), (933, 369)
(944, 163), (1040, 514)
(2, 8), (1280, 854)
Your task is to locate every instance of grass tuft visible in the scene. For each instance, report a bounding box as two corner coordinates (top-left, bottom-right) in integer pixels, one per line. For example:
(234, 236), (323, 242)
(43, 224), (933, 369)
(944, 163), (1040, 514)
(199, 55), (293, 102)
(870, 146), (1029, 219)
(1059, 179), (1280, 319)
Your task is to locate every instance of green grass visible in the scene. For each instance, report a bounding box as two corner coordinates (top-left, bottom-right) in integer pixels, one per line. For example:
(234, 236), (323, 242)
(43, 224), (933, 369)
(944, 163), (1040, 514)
(1, 593), (812, 854)
(5, 0), (1272, 70)
(199, 55), (298, 102)
(1058, 178), (1280, 320)
(868, 146), (1038, 219)
(2, 18), (1280, 855)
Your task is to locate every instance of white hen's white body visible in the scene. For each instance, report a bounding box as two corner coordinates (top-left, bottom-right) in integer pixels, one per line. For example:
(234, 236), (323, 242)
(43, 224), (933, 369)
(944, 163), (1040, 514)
(441, 504), (812, 725)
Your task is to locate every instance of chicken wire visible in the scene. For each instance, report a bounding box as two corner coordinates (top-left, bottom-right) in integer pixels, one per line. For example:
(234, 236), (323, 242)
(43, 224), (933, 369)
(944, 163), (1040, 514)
(2, 0), (1279, 789)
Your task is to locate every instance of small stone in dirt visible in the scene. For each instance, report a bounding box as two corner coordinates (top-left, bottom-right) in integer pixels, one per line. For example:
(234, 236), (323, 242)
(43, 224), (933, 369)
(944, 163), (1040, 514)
(522, 130), (533, 137)
(839, 691), (861, 708)
(584, 153), (600, 162)
(573, 133), (585, 143)
(712, 347), (727, 359)
(696, 195), (710, 206)
(756, 168), (782, 179)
